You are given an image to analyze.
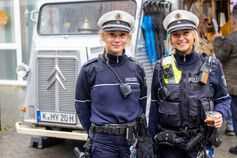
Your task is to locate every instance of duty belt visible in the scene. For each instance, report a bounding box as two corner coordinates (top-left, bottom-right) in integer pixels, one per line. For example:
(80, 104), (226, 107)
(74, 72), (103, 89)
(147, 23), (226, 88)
(159, 124), (201, 137)
(90, 121), (137, 135)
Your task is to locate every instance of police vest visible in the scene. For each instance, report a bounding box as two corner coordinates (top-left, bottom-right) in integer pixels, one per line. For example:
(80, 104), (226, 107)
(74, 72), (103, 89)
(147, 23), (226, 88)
(157, 54), (214, 129)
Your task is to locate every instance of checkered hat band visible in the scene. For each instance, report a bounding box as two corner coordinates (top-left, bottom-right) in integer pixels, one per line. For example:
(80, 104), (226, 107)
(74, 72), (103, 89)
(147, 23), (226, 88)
(102, 24), (131, 32)
(167, 20), (196, 32)
(168, 23), (196, 33)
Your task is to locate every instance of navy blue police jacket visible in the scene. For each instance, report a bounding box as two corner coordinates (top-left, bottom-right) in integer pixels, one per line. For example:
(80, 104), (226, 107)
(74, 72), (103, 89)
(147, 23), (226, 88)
(75, 50), (147, 133)
(148, 50), (231, 138)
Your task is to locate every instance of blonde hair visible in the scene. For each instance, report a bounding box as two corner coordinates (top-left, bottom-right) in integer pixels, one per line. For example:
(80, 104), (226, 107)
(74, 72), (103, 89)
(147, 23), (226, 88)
(166, 30), (200, 54)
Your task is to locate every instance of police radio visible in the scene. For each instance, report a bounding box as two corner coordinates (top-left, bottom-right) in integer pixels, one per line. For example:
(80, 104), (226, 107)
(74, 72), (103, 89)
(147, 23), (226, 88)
(162, 55), (174, 79)
(199, 56), (212, 85)
(119, 83), (132, 98)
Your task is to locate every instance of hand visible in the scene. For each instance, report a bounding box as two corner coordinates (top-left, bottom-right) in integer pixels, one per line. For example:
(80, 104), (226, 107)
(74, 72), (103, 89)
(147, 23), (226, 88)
(213, 112), (223, 128)
(204, 111), (223, 128)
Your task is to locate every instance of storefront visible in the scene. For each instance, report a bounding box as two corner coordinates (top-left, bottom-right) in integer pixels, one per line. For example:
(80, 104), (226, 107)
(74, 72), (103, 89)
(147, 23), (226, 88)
(0, 0), (235, 86)
(0, 0), (35, 85)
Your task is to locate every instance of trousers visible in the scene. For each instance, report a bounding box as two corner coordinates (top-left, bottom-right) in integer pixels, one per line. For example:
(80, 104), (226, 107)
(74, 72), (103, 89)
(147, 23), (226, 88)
(91, 134), (130, 158)
(158, 146), (199, 158)
(226, 108), (234, 131)
(231, 95), (237, 135)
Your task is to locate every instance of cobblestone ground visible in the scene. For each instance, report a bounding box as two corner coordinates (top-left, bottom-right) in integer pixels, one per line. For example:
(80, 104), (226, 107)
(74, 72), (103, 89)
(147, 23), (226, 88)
(0, 130), (84, 158)
(1, 129), (237, 158)
(1, 85), (237, 158)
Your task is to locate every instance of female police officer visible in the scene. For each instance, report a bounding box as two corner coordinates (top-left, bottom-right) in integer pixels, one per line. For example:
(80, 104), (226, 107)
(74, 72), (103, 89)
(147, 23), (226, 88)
(148, 10), (231, 158)
(75, 10), (147, 158)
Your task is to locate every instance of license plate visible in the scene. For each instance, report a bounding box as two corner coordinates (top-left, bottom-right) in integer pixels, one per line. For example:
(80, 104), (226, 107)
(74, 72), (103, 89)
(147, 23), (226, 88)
(37, 111), (76, 124)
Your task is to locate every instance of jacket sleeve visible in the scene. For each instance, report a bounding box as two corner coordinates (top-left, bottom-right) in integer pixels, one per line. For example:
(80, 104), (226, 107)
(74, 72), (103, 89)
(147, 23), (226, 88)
(74, 67), (91, 133)
(211, 59), (231, 120)
(138, 65), (148, 114)
(148, 64), (159, 138)
(214, 36), (233, 63)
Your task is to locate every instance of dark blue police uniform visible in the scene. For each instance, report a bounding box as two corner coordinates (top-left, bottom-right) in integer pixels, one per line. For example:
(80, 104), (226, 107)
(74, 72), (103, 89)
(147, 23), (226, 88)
(75, 51), (147, 158)
(148, 50), (231, 158)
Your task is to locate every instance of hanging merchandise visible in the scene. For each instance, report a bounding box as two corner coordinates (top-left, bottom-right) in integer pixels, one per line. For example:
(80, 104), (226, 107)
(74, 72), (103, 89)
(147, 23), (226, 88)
(148, 15), (158, 63)
(141, 15), (153, 64)
(0, 10), (9, 27)
(141, 0), (172, 64)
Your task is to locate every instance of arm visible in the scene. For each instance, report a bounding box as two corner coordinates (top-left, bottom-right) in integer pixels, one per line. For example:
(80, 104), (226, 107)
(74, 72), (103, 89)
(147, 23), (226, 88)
(214, 36), (233, 63)
(75, 67), (91, 133)
(138, 65), (147, 114)
(148, 64), (160, 138)
(210, 60), (231, 127)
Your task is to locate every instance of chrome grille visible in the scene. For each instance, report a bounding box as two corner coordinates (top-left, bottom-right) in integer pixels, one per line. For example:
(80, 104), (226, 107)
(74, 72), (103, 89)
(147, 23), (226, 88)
(58, 58), (77, 112)
(37, 50), (79, 113)
(38, 58), (55, 111)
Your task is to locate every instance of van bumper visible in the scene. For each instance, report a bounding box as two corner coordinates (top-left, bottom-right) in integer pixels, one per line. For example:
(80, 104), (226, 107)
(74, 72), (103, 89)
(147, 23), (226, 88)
(15, 122), (87, 140)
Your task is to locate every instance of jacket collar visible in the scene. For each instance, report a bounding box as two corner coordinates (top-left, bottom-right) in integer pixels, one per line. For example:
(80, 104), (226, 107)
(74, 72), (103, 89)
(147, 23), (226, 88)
(103, 49), (128, 65)
(174, 50), (199, 71)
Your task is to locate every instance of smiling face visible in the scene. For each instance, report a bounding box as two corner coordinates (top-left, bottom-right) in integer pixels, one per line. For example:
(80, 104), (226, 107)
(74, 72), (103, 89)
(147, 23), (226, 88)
(102, 31), (130, 56)
(170, 29), (195, 54)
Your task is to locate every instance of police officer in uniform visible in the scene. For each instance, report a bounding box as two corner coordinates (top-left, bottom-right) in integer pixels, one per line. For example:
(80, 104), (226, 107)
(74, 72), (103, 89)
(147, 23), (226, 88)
(75, 10), (147, 158)
(148, 10), (231, 158)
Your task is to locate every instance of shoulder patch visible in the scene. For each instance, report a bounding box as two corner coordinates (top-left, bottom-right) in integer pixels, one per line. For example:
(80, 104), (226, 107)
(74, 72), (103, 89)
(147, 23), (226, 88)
(222, 75), (227, 87)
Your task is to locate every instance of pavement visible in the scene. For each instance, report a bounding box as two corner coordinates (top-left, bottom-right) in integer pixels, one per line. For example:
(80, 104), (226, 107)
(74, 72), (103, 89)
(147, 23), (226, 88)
(1, 85), (237, 158)
(0, 130), (84, 158)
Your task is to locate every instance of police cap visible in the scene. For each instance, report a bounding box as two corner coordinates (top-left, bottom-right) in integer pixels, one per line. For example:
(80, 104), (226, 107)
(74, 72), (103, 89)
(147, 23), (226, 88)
(163, 10), (199, 33)
(97, 10), (135, 32)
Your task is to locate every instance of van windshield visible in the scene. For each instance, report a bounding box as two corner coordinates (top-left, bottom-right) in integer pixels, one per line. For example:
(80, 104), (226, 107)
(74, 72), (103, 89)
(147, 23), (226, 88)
(38, 1), (136, 35)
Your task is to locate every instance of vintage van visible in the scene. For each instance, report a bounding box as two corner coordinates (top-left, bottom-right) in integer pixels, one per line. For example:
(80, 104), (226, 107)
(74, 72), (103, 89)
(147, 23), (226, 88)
(15, 0), (175, 147)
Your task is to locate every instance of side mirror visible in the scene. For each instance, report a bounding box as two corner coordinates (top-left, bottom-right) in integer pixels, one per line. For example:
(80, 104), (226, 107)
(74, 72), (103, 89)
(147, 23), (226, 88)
(16, 63), (30, 78)
(25, 9), (38, 25)
(30, 10), (38, 23)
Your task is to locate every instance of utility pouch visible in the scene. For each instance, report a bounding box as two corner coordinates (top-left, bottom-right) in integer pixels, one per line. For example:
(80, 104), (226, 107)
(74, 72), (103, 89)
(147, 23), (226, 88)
(136, 114), (147, 137)
(155, 132), (185, 146)
(206, 128), (222, 147)
(133, 115), (154, 158)
(136, 137), (154, 158)
(162, 55), (174, 79)
(185, 133), (203, 150)
(158, 87), (170, 100)
(163, 64), (174, 78)
(125, 124), (135, 145)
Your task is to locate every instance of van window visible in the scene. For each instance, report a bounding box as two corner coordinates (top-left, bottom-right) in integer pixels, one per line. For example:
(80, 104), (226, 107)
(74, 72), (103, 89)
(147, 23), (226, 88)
(38, 0), (136, 35)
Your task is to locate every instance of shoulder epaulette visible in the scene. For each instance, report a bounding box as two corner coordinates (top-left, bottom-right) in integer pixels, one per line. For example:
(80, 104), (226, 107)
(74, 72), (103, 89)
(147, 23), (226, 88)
(83, 58), (98, 67)
(200, 53), (211, 63)
(128, 57), (145, 72)
(128, 56), (136, 62)
(128, 56), (141, 65)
